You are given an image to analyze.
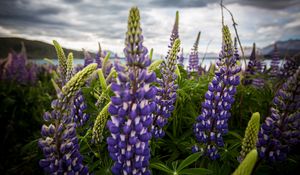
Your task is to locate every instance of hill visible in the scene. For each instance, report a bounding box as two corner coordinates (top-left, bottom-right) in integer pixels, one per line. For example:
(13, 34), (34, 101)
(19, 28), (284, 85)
(261, 39), (300, 58)
(0, 37), (86, 59)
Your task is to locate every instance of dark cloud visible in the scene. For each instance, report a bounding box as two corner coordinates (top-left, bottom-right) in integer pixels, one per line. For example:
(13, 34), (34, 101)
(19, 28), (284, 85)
(235, 0), (300, 10)
(0, 0), (299, 54)
(149, 0), (300, 10)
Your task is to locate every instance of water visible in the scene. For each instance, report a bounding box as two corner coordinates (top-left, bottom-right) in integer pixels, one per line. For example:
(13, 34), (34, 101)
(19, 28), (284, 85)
(31, 58), (283, 70)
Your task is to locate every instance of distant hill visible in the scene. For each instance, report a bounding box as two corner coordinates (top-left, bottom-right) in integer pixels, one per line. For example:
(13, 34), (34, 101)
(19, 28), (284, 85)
(261, 39), (300, 58)
(0, 37), (86, 59)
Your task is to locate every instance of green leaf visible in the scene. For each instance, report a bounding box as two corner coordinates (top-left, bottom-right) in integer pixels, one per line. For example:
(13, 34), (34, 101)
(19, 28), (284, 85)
(175, 64), (181, 79)
(177, 152), (201, 172)
(179, 168), (213, 175)
(98, 69), (107, 90)
(149, 48), (154, 61)
(148, 59), (163, 71)
(150, 162), (173, 174)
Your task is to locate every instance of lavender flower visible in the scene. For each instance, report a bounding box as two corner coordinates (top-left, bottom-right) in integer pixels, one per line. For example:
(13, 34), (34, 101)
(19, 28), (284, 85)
(188, 32), (201, 73)
(193, 26), (241, 160)
(152, 39), (181, 139)
(257, 66), (300, 162)
(106, 7), (157, 175)
(269, 44), (281, 77)
(39, 63), (97, 174)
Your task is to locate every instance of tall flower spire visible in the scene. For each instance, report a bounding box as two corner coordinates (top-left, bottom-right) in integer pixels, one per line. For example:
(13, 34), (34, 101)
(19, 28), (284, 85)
(193, 26), (241, 159)
(107, 7), (157, 175)
(257, 66), (300, 162)
(39, 63), (97, 174)
(269, 43), (280, 77)
(152, 39), (181, 139)
(188, 31), (201, 73)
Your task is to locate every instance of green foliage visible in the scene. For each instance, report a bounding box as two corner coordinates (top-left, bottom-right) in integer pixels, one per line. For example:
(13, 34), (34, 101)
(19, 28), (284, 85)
(233, 149), (258, 175)
(151, 153), (212, 175)
(0, 73), (54, 174)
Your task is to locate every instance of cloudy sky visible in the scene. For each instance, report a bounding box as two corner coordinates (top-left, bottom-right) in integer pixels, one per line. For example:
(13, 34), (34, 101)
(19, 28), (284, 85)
(0, 0), (299, 56)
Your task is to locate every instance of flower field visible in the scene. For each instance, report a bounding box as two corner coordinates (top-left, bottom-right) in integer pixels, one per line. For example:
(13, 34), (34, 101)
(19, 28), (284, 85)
(0, 4), (299, 175)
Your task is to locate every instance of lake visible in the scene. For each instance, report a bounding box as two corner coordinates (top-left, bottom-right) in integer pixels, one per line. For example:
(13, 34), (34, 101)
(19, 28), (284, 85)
(31, 58), (283, 70)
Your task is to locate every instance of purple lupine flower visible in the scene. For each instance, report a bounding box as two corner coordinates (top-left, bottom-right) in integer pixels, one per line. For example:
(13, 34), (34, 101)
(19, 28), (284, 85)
(243, 43), (265, 88)
(151, 12), (180, 139)
(193, 26), (241, 160)
(179, 48), (185, 67)
(269, 44), (281, 77)
(280, 55), (299, 78)
(27, 63), (37, 85)
(107, 7), (157, 175)
(84, 49), (94, 67)
(71, 91), (90, 127)
(188, 32), (201, 73)
(257, 66), (300, 162)
(39, 64), (97, 174)
(166, 11), (179, 58)
(152, 39), (180, 139)
(39, 101), (89, 174)
(3, 50), (28, 84)
(95, 42), (103, 68)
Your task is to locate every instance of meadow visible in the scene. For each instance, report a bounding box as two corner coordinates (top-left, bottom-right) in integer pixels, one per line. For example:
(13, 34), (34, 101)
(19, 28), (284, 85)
(0, 5), (299, 175)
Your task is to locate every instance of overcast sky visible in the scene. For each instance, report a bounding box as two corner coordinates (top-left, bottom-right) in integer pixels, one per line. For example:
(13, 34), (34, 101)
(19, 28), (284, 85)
(0, 0), (299, 56)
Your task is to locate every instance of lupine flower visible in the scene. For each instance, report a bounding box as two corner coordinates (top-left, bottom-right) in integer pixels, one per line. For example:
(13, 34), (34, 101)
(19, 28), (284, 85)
(106, 7), (157, 175)
(238, 112), (260, 162)
(178, 48), (185, 67)
(1, 43), (37, 85)
(53, 40), (68, 86)
(92, 102), (110, 143)
(188, 32), (201, 73)
(233, 149), (258, 175)
(39, 63), (97, 174)
(152, 39), (181, 139)
(243, 43), (257, 85)
(166, 11), (179, 57)
(257, 66), (300, 162)
(71, 91), (90, 127)
(269, 44), (281, 77)
(280, 55), (299, 78)
(193, 26), (241, 159)
(95, 42), (103, 68)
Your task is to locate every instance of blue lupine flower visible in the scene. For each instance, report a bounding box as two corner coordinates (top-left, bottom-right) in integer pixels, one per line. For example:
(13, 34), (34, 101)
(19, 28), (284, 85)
(193, 26), (241, 160)
(243, 43), (265, 88)
(107, 7), (157, 175)
(257, 66), (300, 162)
(179, 48), (185, 67)
(188, 32), (201, 73)
(280, 55), (299, 78)
(269, 44), (281, 77)
(152, 39), (180, 139)
(71, 91), (90, 127)
(39, 63), (97, 174)
(151, 12), (180, 139)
